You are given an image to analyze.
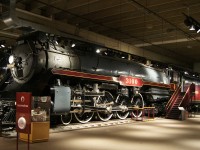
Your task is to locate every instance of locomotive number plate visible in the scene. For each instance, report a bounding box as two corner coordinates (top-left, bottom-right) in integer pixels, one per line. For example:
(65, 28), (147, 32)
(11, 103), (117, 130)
(119, 76), (143, 87)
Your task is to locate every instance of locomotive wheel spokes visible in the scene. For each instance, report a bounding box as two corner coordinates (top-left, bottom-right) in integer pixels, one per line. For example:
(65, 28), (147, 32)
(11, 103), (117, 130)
(131, 93), (144, 118)
(96, 91), (113, 121)
(73, 96), (94, 123)
(116, 100), (129, 120)
(74, 111), (94, 123)
(61, 113), (72, 125)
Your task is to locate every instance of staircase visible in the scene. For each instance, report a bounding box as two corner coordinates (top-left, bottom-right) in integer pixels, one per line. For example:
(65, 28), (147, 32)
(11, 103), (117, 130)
(165, 83), (195, 119)
(166, 93), (184, 119)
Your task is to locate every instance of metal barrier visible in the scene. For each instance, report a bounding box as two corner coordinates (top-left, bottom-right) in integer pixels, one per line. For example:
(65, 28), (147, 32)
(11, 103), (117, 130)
(142, 107), (155, 121)
(131, 107), (155, 121)
(0, 102), (3, 137)
(131, 107), (143, 121)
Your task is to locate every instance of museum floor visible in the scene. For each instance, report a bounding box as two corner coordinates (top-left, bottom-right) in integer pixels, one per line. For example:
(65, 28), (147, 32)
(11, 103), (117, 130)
(1, 116), (200, 150)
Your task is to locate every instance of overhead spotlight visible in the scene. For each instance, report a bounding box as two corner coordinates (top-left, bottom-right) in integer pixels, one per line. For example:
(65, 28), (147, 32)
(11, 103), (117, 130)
(55, 41), (58, 45)
(183, 13), (200, 33)
(120, 53), (127, 59)
(71, 43), (75, 47)
(197, 29), (200, 33)
(104, 51), (108, 55)
(0, 40), (5, 48)
(189, 25), (195, 30)
(96, 49), (100, 53)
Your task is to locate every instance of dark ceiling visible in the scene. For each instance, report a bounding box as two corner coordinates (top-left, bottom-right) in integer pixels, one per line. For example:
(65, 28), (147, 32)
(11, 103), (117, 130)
(1, 0), (200, 68)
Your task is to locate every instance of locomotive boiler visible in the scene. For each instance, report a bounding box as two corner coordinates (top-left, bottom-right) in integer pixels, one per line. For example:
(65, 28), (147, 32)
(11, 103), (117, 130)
(1, 31), (173, 124)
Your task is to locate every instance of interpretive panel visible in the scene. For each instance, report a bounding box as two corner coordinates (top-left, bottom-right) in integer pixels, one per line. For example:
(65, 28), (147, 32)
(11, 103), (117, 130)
(16, 92), (32, 134)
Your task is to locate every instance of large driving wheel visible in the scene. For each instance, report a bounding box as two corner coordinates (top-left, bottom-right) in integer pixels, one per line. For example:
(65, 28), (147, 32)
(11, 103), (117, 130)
(131, 93), (144, 118)
(116, 97), (129, 120)
(61, 113), (72, 125)
(96, 91), (113, 121)
(73, 96), (94, 123)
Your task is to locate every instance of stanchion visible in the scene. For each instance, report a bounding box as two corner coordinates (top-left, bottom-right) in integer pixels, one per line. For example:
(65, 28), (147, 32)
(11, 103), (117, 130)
(0, 115), (2, 137)
(16, 132), (19, 150)
(152, 108), (155, 119)
(131, 107), (144, 121)
(131, 107), (155, 121)
(16, 132), (30, 150)
(28, 134), (30, 150)
(143, 107), (155, 121)
(0, 107), (3, 137)
(142, 109), (144, 121)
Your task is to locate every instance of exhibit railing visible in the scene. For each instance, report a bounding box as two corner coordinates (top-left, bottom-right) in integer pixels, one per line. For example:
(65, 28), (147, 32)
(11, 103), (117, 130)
(179, 83), (195, 109)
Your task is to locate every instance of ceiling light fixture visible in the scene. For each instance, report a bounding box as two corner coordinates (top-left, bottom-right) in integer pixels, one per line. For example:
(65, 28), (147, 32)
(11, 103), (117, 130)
(189, 25), (195, 30)
(71, 43), (75, 47)
(197, 29), (200, 33)
(96, 49), (100, 53)
(183, 13), (200, 33)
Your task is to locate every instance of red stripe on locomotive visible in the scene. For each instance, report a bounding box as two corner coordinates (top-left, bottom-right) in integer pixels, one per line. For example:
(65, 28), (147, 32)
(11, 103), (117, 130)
(52, 69), (171, 88)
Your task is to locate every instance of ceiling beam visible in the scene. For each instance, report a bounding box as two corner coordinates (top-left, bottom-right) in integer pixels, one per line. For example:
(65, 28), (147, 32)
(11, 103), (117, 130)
(0, 31), (20, 38)
(69, 0), (199, 27)
(28, 0), (63, 11)
(134, 37), (200, 47)
(78, 3), (200, 29)
(54, 0), (130, 20)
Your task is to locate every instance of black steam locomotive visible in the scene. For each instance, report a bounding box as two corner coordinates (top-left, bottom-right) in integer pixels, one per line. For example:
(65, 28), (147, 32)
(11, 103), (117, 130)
(1, 31), (198, 125)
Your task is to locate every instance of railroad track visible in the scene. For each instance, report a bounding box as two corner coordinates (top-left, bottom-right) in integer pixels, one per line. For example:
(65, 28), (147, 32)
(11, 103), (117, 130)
(50, 118), (143, 133)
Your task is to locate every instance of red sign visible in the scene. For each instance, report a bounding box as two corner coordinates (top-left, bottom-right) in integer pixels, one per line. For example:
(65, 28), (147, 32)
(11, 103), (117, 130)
(16, 92), (32, 134)
(119, 75), (143, 87)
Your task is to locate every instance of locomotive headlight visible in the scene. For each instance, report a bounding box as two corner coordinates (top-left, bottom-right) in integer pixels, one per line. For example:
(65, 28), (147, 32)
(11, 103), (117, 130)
(8, 55), (14, 64)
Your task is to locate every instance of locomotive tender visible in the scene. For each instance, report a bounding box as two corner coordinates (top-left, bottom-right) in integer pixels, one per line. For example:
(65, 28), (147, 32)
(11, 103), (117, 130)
(1, 31), (199, 125)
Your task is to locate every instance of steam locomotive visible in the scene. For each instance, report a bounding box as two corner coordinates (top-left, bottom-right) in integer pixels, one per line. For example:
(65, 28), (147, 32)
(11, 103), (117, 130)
(0, 31), (200, 125)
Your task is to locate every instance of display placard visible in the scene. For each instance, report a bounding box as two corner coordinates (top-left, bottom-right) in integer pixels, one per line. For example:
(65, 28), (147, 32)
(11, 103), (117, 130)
(119, 75), (143, 87)
(16, 92), (32, 134)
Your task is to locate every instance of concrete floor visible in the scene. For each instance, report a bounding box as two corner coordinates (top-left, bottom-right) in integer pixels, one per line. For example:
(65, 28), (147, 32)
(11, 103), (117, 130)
(1, 116), (200, 150)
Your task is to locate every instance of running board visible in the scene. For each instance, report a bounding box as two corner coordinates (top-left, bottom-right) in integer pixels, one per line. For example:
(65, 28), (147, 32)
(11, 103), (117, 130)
(84, 92), (105, 96)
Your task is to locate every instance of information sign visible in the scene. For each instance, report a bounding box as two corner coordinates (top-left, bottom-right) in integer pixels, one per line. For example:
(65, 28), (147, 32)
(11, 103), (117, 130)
(16, 92), (32, 134)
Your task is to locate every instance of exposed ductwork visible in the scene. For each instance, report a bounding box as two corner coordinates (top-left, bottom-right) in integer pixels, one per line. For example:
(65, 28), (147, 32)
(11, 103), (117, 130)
(2, 0), (18, 28)
(1, 0), (87, 42)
